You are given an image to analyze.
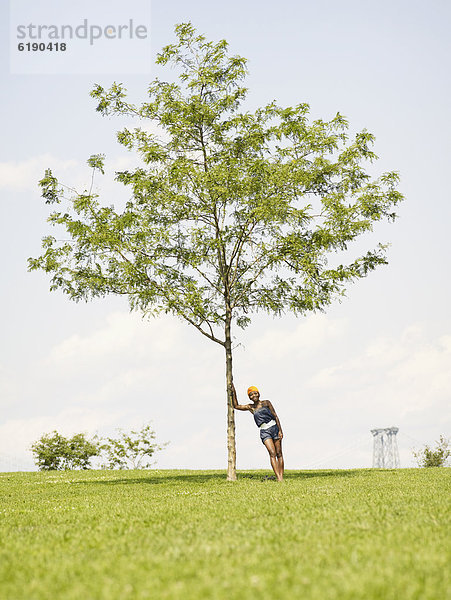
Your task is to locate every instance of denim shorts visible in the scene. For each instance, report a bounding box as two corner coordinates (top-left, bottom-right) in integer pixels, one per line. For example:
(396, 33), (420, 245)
(260, 423), (280, 444)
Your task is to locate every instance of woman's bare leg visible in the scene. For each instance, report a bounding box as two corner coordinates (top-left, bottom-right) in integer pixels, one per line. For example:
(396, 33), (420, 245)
(274, 438), (284, 480)
(263, 438), (283, 481)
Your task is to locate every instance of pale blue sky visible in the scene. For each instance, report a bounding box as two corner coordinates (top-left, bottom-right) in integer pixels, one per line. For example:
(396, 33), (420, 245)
(1, 0), (450, 471)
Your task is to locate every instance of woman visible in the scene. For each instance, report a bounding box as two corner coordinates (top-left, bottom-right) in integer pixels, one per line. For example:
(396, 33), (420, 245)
(232, 383), (284, 481)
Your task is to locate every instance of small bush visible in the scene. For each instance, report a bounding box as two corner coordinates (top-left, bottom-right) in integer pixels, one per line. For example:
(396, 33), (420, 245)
(31, 431), (100, 470)
(413, 435), (450, 467)
(100, 423), (168, 470)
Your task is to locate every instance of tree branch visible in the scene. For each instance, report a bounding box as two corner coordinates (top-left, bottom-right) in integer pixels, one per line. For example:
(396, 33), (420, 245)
(179, 313), (225, 346)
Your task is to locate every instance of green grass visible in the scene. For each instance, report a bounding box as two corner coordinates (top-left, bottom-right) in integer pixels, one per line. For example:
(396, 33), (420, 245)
(0, 468), (449, 600)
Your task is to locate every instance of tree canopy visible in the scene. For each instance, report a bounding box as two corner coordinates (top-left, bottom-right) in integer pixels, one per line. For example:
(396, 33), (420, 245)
(29, 23), (403, 479)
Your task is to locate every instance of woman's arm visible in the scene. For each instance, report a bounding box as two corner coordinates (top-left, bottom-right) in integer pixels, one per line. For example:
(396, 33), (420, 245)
(266, 400), (283, 438)
(231, 382), (251, 411)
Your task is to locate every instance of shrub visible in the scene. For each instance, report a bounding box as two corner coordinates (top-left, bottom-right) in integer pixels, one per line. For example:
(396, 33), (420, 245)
(31, 431), (100, 470)
(100, 423), (168, 470)
(413, 435), (450, 467)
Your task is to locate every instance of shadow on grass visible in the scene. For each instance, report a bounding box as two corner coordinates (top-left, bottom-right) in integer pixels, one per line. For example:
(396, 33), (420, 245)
(239, 469), (363, 481)
(73, 471), (227, 486)
(75, 469), (364, 486)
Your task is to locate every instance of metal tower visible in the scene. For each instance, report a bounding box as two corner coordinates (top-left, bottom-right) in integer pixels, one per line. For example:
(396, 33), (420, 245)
(371, 427), (400, 468)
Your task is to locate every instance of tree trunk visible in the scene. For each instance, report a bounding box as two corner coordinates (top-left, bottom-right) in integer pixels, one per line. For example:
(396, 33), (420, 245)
(225, 311), (236, 481)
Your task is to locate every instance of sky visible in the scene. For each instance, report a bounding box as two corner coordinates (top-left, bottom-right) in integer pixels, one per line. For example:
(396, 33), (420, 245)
(1, 0), (450, 472)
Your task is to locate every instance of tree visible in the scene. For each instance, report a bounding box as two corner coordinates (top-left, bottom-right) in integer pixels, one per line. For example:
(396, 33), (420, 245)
(30, 431), (100, 471)
(413, 435), (450, 468)
(100, 423), (168, 470)
(29, 23), (403, 480)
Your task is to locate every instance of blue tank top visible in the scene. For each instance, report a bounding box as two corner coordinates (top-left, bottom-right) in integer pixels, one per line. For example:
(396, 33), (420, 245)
(253, 405), (274, 427)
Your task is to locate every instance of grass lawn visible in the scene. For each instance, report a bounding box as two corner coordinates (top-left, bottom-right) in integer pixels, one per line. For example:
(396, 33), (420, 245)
(0, 468), (449, 599)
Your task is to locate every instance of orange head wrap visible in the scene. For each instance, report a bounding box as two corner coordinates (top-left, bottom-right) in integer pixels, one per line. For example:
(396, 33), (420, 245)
(247, 386), (259, 396)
